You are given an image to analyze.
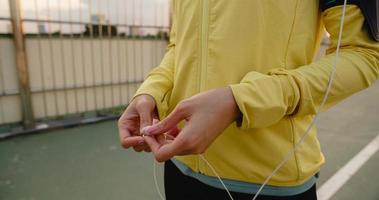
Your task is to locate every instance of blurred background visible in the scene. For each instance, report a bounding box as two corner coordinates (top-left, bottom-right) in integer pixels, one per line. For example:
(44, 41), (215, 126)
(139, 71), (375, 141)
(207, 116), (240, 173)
(0, 0), (169, 131)
(0, 0), (378, 200)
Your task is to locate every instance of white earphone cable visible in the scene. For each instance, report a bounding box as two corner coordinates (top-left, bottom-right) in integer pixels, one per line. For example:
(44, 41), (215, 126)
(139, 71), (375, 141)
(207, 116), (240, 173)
(153, 160), (165, 200)
(199, 154), (235, 200)
(252, 1), (348, 199)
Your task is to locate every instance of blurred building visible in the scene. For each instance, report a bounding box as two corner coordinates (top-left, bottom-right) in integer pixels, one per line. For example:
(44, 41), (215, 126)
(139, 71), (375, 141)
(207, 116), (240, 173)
(84, 14), (118, 36)
(38, 23), (48, 34)
(130, 26), (143, 36)
(91, 14), (107, 25)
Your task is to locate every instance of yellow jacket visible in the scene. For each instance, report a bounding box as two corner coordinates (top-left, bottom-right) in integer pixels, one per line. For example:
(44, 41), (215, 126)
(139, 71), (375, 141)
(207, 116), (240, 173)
(135, 1), (379, 186)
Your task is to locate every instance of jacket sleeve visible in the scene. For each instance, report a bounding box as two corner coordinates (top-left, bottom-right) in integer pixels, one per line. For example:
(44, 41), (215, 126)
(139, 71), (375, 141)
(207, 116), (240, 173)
(230, 5), (379, 129)
(133, 1), (176, 119)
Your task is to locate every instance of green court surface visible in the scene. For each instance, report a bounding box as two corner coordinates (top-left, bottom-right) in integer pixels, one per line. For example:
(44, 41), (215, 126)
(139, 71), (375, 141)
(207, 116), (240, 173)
(1, 82), (378, 200)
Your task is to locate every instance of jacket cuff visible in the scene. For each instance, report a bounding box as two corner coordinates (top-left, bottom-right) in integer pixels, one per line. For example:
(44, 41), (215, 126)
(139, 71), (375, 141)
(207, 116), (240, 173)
(229, 69), (299, 129)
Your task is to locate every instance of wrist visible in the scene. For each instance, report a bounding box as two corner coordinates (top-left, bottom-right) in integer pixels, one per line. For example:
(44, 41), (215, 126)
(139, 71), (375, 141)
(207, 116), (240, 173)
(224, 87), (242, 124)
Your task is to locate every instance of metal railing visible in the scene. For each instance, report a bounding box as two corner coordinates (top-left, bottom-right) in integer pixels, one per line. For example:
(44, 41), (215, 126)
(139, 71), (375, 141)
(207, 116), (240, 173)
(0, 0), (170, 138)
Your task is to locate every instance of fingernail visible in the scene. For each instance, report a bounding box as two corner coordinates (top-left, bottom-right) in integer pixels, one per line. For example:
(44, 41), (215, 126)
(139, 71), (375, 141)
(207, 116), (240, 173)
(137, 140), (145, 145)
(145, 126), (156, 135)
(141, 126), (151, 136)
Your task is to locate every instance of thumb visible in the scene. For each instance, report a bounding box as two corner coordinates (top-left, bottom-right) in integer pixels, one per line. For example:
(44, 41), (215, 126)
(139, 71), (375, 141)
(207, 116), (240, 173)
(137, 108), (153, 133)
(144, 102), (189, 136)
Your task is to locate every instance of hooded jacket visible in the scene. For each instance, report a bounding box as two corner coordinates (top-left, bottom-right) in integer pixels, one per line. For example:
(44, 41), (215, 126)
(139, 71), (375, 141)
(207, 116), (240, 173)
(134, 0), (379, 186)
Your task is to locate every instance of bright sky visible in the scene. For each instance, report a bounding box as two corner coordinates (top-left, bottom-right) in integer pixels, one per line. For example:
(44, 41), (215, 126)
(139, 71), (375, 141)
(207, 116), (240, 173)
(0, 0), (170, 34)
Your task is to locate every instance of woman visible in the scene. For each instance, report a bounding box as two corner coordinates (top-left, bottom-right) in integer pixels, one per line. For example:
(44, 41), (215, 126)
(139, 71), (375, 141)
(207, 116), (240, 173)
(118, 0), (379, 199)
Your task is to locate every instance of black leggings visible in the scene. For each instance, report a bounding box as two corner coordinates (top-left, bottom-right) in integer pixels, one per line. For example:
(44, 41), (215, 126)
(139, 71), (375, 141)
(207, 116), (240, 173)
(164, 160), (317, 200)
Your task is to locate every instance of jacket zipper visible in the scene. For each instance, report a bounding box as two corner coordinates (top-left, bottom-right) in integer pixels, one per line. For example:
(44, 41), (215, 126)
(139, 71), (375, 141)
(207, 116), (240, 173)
(197, 0), (210, 173)
(199, 0), (209, 91)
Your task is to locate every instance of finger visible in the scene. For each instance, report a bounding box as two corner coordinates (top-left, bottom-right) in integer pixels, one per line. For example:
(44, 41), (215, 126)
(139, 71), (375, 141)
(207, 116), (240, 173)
(132, 138), (148, 152)
(133, 145), (144, 152)
(143, 135), (161, 153)
(156, 134), (166, 144)
(156, 134), (174, 145)
(164, 133), (176, 140)
(146, 128), (191, 162)
(135, 100), (155, 133)
(141, 118), (160, 136)
(145, 103), (189, 136)
(118, 127), (130, 145)
(166, 126), (181, 138)
(143, 146), (152, 152)
(138, 110), (153, 134)
(133, 144), (152, 152)
(137, 142), (152, 152)
(152, 120), (206, 162)
(118, 117), (132, 142)
(121, 136), (144, 149)
(149, 139), (183, 162)
(143, 135), (174, 155)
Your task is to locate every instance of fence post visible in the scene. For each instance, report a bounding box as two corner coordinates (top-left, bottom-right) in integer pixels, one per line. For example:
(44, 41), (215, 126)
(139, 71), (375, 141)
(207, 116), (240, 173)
(9, 0), (35, 128)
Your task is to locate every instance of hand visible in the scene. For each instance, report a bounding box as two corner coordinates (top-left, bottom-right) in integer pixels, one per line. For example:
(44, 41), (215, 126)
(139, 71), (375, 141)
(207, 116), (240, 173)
(143, 87), (240, 162)
(118, 94), (157, 152)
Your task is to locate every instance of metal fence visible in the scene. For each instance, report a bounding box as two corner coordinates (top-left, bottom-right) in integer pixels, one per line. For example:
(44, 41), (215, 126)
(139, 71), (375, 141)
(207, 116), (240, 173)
(0, 0), (170, 137)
